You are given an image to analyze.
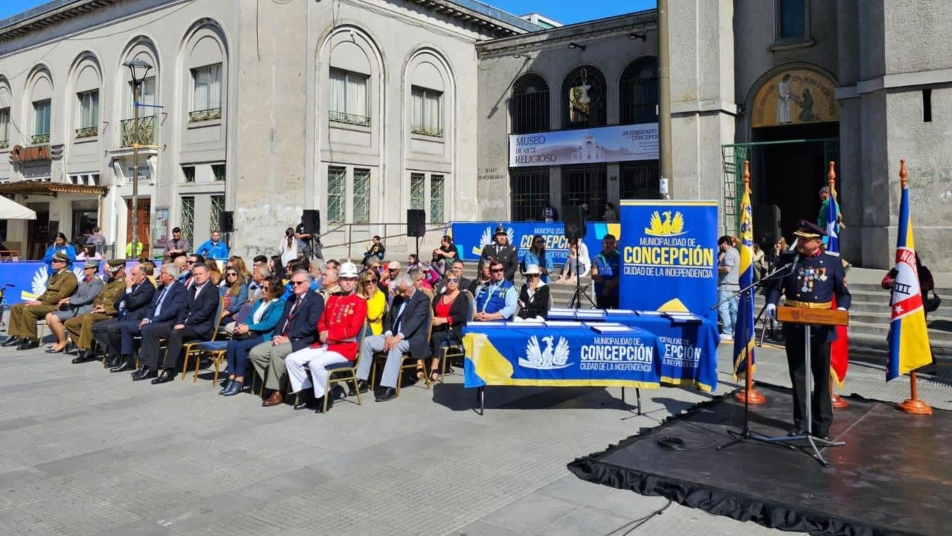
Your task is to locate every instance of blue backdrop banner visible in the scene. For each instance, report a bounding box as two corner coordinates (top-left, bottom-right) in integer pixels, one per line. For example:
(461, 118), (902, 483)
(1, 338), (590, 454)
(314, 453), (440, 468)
(0, 260), (159, 305)
(450, 221), (620, 265)
(618, 201), (719, 322)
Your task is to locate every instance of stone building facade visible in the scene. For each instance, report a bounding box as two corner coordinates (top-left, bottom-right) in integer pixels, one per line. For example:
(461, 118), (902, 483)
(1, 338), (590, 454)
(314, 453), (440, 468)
(0, 0), (533, 260)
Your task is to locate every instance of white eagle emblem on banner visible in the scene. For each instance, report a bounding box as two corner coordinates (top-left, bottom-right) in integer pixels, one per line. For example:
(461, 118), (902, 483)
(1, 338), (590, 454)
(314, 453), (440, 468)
(519, 335), (572, 370)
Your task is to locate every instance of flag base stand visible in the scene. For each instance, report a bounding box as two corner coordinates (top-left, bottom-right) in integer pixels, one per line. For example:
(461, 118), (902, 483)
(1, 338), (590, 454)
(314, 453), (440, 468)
(734, 388), (766, 405)
(898, 371), (933, 415)
(898, 399), (933, 415)
(831, 393), (848, 409)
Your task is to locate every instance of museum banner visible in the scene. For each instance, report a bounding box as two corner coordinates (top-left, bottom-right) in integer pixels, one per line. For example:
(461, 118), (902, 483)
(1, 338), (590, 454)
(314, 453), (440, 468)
(508, 123), (659, 168)
(618, 201), (719, 322)
(450, 221), (621, 265)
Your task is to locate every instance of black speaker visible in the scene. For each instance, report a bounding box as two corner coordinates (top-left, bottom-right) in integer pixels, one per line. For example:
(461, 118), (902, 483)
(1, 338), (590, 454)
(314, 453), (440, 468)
(303, 209), (321, 235)
(407, 209), (426, 238)
(752, 205), (781, 246)
(563, 206), (587, 240)
(219, 211), (234, 233)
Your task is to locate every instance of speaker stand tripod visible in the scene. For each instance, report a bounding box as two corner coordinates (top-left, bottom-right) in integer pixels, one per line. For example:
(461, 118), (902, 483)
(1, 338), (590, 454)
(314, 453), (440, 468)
(566, 273), (597, 309)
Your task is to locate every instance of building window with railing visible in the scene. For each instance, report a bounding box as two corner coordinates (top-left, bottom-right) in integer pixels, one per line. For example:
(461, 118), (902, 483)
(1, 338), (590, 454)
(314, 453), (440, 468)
(620, 58), (658, 125)
(75, 90), (99, 139)
(212, 164), (226, 182)
(430, 174), (445, 223)
(190, 64), (222, 123)
(329, 68), (369, 127)
(410, 173), (426, 210)
(0, 108), (9, 149)
(33, 100), (51, 144)
(210, 195), (225, 232)
(353, 168), (371, 224)
(327, 166), (346, 224)
(122, 76), (156, 147)
(511, 74), (550, 134)
(181, 196), (195, 245)
(562, 66), (606, 130)
(620, 161), (660, 200)
(411, 86), (443, 138)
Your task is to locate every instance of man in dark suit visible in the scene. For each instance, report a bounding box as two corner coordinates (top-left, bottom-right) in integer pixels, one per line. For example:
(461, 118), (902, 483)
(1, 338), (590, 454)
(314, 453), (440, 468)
(134, 263), (219, 384)
(91, 262), (156, 367)
(249, 270), (324, 407)
(113, 264), (187, 373)
(355, 273), (431, 402)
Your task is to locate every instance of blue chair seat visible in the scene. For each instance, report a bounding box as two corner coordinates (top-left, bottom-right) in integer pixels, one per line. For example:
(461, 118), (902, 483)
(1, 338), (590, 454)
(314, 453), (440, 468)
(326, 360), (356, 371)
(195, 341), (230, 352)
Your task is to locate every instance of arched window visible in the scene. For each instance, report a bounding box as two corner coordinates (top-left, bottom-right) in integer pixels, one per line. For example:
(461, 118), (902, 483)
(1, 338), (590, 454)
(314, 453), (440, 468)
(183, 24), (226, 123)
(26, 67), (53, 144)
(70, 54), (102, 139)
(119, 38), (159, 148)
(0, 77), (11, 148)
(511, 73), (549, 134)
(562, 66), (606, 130)
(620, 57), (658, 125)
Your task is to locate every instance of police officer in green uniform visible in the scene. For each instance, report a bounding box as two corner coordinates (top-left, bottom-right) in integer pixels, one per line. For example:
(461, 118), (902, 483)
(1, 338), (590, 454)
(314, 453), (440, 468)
(765, 220), (851, 439)
(2, 252), (79, 350)
(66, 260), (129, 363)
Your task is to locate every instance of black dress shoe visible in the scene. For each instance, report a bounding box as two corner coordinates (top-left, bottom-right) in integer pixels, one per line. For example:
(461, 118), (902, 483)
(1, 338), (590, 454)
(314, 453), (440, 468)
(16, 339), (39, 351)
(332, 385), (347, 400)
(132, 366), (156, 381)
(222, 380), (244, 397)
(71, 351), (94, 364)
(375, 387), (397, 402)
(219, 379), (235, 395)
(151, 369), (175, 385)
(787, 428), (806, 437)
(1, 336), (20, 347)
(110, 360), (135, 373)
(349, 379), (369, 396)
(104, 355), (120, 368)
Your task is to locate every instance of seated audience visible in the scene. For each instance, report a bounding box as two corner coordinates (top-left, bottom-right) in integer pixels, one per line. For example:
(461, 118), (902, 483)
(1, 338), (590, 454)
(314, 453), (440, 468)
(205, 259), (223, 286)
(220, 267), (249, 321)
(45, 260), (103, 353)
(3, 252), (78, 350)
(249, 271), (324, 407)
(219, 276), (285, 396)
(286, 262), (367, 411)
(473, 261), (517, 321)
(358, 269), (386, 336)
(110, 264), (186, 373)
(65, 261), (133, 363)
(92, 263), (156, 368)
(355, 274), (431, 402)
(514, 265), (550, 321)
(428, 274), (468, 381)
(469, 261), (491, 295)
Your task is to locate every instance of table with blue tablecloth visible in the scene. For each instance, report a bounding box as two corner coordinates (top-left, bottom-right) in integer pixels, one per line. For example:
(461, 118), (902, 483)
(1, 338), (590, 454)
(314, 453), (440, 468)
(464, 310), (720, 394)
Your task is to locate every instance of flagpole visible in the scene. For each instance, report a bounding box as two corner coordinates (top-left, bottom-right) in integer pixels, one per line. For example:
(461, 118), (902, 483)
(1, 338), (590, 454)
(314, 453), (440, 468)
(896, 160), (933, 416)
(735, 160), (765, 405)
(828, 161), (849, 410)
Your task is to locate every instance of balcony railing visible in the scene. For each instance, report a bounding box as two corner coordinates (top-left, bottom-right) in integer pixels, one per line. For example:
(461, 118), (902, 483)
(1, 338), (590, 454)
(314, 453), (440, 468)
(75, 126), (98, 139)
(31, 133), (50, 144)
(329, 110), (370, 128)
(0, 140), (7, 150)
(188, 108), (222, 123)
(120, 116), (156, 148)
(411, 125), (444, 138)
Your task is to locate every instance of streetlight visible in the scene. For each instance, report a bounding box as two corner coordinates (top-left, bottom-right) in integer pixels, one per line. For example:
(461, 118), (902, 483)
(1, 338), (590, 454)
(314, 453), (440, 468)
(123, 57), (152, 259)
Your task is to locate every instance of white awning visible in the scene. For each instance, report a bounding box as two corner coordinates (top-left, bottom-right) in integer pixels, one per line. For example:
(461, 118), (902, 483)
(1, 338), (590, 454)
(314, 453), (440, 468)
(0, 195), (37, 220)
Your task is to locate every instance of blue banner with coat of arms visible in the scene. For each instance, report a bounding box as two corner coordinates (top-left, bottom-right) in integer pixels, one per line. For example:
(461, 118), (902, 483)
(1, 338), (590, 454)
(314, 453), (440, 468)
(618, 201), (719, 323)
(450, 222), (618, 265)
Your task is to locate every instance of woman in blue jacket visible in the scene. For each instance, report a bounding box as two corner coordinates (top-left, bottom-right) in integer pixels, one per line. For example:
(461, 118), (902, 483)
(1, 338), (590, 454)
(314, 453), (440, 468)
(43, 232), (76, 272)
(220, 276), (285, 396)
(522, 234), (554, 283)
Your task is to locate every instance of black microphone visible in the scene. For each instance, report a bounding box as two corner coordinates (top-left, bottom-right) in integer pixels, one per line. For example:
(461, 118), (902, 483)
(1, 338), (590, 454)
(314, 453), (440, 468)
(788, 253), (801, 274)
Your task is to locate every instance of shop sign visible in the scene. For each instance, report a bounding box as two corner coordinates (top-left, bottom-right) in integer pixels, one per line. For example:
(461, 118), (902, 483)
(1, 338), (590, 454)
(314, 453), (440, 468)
(10, 145), (51, 163)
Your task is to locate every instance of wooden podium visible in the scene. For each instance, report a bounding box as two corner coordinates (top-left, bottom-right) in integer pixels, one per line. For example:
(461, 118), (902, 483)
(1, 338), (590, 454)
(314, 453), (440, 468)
(775, 304), (848, 466)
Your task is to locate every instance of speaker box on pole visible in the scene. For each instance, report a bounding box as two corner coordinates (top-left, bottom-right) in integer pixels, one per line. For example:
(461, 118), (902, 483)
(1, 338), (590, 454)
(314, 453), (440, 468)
(303, 209), (321, 236)
(752, 205), (781, 246)
(407, 209), (426, 238)
(219, 211), (234, 233)
(563, 206), (587, 240)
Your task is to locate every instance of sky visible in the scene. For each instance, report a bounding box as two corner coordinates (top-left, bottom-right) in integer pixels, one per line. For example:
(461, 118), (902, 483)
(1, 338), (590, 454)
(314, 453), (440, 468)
(0, 0), (656, 24)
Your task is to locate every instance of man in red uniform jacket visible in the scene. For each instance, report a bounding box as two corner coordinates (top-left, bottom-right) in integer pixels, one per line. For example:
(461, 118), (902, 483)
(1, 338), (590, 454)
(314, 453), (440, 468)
(285, 262), (367, 410)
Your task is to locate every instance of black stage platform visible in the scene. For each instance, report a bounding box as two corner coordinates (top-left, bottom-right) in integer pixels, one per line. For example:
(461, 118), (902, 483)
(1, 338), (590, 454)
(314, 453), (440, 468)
(568, 385), (952, 536)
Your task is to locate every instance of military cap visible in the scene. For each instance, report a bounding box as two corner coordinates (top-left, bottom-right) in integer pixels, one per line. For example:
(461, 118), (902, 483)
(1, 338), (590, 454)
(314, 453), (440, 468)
(792, 219), (826, 239)
(494, 224), (507, 236)
(52, 251), (70, 263)
(107, 259), (126, 272)
(83, 260), (100, 270)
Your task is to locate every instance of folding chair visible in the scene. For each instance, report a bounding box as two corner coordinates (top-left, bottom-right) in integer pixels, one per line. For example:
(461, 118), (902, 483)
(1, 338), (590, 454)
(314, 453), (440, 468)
(182, 297), (226, 382)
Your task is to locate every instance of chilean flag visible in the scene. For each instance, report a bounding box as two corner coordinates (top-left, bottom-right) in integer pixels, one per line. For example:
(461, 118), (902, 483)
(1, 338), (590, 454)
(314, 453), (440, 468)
(825, 185), (849, 386)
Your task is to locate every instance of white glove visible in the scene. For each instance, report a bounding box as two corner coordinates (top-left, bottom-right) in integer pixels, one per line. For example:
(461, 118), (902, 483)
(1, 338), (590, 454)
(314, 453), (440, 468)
(765, 303), (777, 321)
(837, 307), (847, 311)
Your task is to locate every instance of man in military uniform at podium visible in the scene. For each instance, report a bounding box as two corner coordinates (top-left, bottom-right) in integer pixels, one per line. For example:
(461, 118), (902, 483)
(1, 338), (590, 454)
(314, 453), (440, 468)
(765, 220), (851, 439)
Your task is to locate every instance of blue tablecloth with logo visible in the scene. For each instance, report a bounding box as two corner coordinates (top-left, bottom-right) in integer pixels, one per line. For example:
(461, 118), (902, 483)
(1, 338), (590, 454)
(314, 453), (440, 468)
(463, 323), (663, 389)
(463, 310), (719, 392)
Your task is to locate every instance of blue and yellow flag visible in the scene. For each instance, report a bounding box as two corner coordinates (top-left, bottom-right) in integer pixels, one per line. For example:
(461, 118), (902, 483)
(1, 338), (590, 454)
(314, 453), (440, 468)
(886, 180), (932, 380)
(732, 183), (756, 380)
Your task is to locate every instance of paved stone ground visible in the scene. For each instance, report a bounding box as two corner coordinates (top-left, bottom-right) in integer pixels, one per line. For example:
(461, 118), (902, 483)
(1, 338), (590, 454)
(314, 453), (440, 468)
(0, 318), (949, 536)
